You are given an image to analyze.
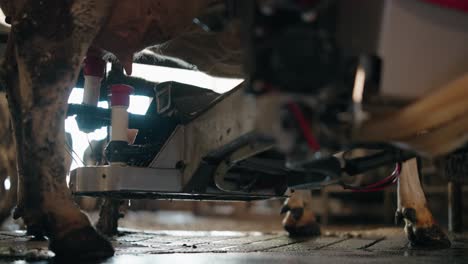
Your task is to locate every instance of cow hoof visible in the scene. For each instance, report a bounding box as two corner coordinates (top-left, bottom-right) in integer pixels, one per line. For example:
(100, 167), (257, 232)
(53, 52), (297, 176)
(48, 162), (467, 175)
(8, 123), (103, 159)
(281, 206), (321, 237)
(284, 222), (321, 237)
(405, 224), (451, 249)
(49, 225), (114, 260)
(396, 208), (451, 249)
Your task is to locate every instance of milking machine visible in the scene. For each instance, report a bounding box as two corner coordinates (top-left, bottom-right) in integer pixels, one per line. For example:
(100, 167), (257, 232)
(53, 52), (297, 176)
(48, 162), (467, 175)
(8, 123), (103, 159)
(68, 66), (413, 200)
(68, 0), (468, 202)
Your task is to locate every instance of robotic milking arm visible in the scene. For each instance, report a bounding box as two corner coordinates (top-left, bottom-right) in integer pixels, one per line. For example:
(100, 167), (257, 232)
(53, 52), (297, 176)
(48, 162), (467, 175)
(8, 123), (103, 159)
(69, 0), (468, 200)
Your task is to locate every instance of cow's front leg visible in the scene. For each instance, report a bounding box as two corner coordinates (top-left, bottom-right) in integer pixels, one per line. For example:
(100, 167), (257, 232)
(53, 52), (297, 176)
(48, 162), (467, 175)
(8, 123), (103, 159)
(7, 57), (115, 258)
(396, 158), (450, 248)
(281, 190), (321, 237)
(2, 0), (115, 258)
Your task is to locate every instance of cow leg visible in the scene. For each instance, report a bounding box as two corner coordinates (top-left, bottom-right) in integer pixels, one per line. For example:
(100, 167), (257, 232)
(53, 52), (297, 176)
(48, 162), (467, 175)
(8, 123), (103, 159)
(0, 93), (17, 225)
(1, 0), (115, 258)
(281, 190), (321, 237)
(0, 172), (16, 225)
(96, 199), (124, 236)
(396, 158), (451, 248)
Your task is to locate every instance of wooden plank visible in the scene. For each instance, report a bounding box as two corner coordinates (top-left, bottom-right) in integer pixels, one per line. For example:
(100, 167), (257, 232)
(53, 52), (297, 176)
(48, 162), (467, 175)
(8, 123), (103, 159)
(365, 236), (408, 251)
(267, 237), (350, 252)
(326, 237), (385, 250)
(220, 235), (300, 252)
(211, 234), (279, 246)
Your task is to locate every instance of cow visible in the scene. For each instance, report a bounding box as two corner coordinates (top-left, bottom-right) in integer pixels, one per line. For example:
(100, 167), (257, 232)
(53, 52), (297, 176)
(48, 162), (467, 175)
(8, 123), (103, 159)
(0, 0), (231, 259)
(0, 0), (458, 259)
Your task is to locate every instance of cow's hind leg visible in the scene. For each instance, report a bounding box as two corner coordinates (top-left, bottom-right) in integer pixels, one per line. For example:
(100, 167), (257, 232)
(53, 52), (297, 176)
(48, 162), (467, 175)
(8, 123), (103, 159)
(281, 190), (321, 237)
(2, 0), (115, 258)
(0, 93), (17, 225)
(396, 158), (450, 248)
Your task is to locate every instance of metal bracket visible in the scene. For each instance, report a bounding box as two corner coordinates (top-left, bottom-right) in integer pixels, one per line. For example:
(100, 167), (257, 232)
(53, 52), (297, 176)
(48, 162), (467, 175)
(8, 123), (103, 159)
(214, 142), (273, 192)
(156, 83), (172, 114)
(69, 166), (183, 193)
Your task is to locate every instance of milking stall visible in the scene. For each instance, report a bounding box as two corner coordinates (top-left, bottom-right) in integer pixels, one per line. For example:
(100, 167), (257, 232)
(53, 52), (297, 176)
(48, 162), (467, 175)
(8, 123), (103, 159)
(0, 0), (467, 263)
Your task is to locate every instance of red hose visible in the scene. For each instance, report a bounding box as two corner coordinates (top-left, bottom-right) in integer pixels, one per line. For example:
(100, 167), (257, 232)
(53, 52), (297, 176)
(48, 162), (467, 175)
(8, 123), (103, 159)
(344, 163), (402, 192)
(422, 0), (468, 13)
(286, 101), (401, 193)
(287, 102), (321, 151)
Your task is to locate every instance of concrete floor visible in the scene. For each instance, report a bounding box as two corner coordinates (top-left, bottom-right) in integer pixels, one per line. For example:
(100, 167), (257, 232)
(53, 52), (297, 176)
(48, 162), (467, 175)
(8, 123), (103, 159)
(0, 227), (467, 263)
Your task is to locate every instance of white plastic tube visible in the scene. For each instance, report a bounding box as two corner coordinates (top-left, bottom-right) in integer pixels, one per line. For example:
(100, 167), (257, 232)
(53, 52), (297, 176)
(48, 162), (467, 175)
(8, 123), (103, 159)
(111, 106), (129, 142)
(82, 52), (105, 106)
(83, 75), (102, 106)
(109, 84), (134, 142)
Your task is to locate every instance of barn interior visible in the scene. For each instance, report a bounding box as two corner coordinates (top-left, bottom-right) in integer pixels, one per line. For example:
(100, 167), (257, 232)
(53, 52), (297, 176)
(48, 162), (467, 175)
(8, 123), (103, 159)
(0, 0), (467, 263)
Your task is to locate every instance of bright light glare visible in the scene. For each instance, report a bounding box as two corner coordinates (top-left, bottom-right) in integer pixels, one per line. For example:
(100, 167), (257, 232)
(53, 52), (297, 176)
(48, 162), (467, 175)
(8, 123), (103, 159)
(3, 176), (11, 190)
(129, 63), (244, 94)
(129, 95), (152, 115)
(352, 66), (366, 104)
(0, 9), (10, 30)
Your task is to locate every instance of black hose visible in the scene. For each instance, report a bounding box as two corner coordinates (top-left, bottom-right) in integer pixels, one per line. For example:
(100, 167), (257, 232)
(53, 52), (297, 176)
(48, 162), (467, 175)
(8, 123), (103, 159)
(344, 149), (415, 176)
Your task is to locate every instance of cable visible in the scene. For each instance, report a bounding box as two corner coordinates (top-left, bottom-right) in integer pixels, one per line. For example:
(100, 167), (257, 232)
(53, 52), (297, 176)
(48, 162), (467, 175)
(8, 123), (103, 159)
(343, 163), (401, 192)
(341, 163), (401, 192)
(64, 146), (76, 164)
(86, 134), (98, 165)
(287, 102), (321, 151)
(70, 147), (85, 166)
(64, 142), (85, 167)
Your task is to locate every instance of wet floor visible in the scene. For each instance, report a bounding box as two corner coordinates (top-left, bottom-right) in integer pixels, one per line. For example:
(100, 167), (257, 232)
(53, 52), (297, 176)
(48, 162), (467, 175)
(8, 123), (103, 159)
(0, 228), (467, 263)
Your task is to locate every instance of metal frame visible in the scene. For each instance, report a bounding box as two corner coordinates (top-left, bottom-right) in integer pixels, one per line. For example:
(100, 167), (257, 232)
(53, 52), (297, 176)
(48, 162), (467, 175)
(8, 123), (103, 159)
(70, 84), (288, 200)
(69, 166), (182, 193)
